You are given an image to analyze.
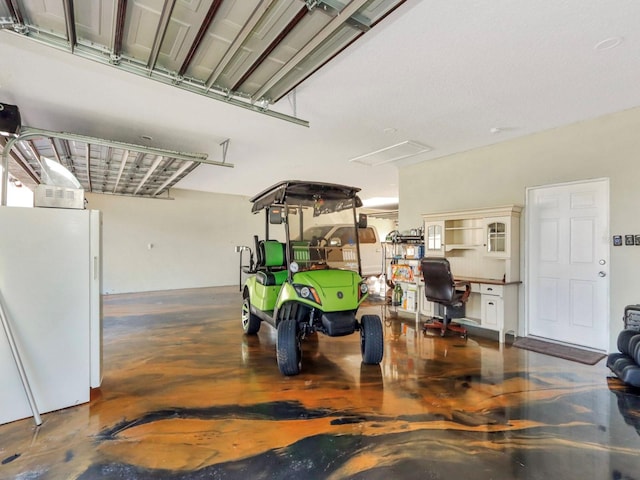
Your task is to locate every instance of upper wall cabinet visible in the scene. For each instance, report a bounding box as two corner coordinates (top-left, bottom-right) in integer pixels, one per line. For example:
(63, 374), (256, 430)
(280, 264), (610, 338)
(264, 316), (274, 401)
(485, 216), (511, 257)
(425, 221), (444, 253)
(422, 205), (522, 282)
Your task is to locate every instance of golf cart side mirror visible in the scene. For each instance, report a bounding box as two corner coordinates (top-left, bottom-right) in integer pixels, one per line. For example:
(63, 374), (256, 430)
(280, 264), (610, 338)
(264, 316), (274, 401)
(269, 205), (284, 224)
(358, 213), (368, 229)
(329, 237), (342, 247)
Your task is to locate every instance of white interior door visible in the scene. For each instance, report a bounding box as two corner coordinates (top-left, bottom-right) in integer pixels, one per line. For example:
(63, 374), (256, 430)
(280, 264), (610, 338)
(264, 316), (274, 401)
(526, 179), (609, 350)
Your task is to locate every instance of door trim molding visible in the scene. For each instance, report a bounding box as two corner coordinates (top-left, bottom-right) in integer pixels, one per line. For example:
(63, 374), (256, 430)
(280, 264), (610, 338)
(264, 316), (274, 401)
(524, 177), (610, 347)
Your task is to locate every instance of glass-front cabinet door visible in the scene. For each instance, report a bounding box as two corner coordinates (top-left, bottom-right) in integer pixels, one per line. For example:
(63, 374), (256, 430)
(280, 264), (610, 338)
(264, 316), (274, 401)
(485, 218), (509, 256)
(425, 222), (444, 252)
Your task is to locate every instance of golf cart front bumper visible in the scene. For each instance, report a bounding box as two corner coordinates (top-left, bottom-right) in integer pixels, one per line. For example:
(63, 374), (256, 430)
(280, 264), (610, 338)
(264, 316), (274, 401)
(321, 312), (357, 336)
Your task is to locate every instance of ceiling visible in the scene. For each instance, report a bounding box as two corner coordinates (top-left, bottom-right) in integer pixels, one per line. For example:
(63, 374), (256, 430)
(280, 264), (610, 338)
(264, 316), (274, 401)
(1, 0), (640, 205)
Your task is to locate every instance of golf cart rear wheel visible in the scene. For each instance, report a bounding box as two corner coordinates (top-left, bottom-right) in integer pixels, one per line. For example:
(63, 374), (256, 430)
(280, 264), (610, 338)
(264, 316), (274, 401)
(242, 296), (261, 335)
(360, 315), (383, 365)
(277, 319), (301, 376)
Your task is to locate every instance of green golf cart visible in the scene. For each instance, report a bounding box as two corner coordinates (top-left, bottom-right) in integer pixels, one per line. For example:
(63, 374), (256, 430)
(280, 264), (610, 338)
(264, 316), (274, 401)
(239, 180), (384, 376)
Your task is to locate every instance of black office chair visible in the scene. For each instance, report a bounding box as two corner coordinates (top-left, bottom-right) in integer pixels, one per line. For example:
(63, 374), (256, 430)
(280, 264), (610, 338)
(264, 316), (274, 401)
(420, 257), (471, 338)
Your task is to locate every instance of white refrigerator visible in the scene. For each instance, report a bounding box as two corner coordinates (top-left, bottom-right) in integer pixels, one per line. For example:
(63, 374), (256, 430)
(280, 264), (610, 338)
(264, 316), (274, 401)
(0, 206), (102, 425)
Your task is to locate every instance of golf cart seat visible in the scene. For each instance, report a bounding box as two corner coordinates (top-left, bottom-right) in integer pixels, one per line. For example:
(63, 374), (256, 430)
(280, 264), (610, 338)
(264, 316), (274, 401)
(256, 240), (287, 286)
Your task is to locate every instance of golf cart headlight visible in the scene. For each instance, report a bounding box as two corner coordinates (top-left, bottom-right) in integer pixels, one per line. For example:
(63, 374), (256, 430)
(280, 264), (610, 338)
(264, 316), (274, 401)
(290, 262), (299, 273)
(358, 282), (368, 301)
(293, 284), (322, 304)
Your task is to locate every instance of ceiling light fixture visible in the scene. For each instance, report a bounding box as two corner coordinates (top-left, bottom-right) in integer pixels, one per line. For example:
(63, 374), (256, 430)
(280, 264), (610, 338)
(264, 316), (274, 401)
(349, 140), (432, 167)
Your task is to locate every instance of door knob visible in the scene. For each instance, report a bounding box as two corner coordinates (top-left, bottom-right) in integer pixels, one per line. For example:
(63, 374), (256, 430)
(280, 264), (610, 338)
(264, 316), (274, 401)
(599, 259), (606, 265)
(599, 271), (607, 277)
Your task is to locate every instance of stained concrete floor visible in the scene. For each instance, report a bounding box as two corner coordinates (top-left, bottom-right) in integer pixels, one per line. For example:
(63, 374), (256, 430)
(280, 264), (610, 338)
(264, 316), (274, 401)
(1, 286), (639, 479)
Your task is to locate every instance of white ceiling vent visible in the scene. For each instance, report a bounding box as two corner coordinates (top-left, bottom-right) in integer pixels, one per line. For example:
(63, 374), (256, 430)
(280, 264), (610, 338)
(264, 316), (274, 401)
(349, 141), (432, 166)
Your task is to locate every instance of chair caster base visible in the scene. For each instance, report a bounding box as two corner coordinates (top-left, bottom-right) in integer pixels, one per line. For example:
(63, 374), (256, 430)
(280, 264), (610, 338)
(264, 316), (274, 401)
(423, 319), (467, 339)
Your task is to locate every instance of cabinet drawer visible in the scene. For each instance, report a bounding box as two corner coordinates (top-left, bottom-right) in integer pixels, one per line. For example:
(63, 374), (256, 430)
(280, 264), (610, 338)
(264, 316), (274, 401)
(481, 295), (503, 328)
(469, 282), (481, 293)
(479, 284), (503, 296)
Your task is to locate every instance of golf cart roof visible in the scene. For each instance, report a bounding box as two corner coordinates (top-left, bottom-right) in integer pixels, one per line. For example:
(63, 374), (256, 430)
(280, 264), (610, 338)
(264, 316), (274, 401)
(250, 180), (362, 214)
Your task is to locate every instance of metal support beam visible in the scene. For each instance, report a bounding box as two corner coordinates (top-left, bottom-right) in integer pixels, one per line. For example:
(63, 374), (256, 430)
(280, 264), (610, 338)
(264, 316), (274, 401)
(111, 0), (128, 63)
(62, 0), (77, 52)
(133, 155), (163, 194)
(178, 0), (223, 77)
(1, 136), (34, 179)
(317, 0), (371, 32)
(152, 160), (193, 196)
(1, 28), (309, 127)
(232, 5), (308, 91)
(58, 139), (77, 174)
(148, 0), (177, 71)
(220, 139), (230, 164)
(49, 138), (61, 164)
(0, 140), (40, 184)
(85, 143), (92, 191)
(253, 0), (369, 101)
(112, 149), (130, 193)
(206, 0), (278, 89)
(6, 0), (25, 27)
(23, 140), (42, 168)
(1, 126), (232, 205)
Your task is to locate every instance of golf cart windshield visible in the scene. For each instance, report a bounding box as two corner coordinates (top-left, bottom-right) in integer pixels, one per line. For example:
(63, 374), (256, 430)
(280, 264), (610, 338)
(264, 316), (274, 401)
(250, 181), (363, 275)
(289, 207), (360, 273)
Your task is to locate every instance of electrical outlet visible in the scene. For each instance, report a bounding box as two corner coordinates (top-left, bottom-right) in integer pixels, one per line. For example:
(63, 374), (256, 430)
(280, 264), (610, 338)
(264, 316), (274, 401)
(635, 235), (640, 246)
(625, 234), (635, 246)
(613, 235), (623, 246)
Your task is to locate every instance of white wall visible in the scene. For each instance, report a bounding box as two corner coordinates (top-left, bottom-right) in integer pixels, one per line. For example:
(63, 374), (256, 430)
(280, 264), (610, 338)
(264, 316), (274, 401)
(85, 189), (263, 294)
(86, 189), (394, 295)
(398, 106), (640, 352)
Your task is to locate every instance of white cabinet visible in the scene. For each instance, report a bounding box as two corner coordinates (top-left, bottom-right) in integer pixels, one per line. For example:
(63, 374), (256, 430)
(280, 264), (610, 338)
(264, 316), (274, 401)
(424, 221), (444, 253)
(480, 283), (504, 329)
(422, 205), (521, 282)
(481, 295), (502, 328)
(484, 215), (518, 259)
(477, 283), (518, 343)
(420, 205), (522, 343)
(443, 218), (484, 252)
(485, 218), (507, 256)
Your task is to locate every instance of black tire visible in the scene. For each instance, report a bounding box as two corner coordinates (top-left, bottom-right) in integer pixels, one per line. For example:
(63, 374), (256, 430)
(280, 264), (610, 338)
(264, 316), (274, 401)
(360, 314), (384, 364)
(277, 319), (301, 376)
(242, 296), (261, 335)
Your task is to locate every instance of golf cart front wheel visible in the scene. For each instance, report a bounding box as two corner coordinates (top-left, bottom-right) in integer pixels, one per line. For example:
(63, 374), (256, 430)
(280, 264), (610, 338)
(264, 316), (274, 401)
(277, 319), (301, 376)
(360, 314), (384, 364)
(242, 296), (261, 335)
